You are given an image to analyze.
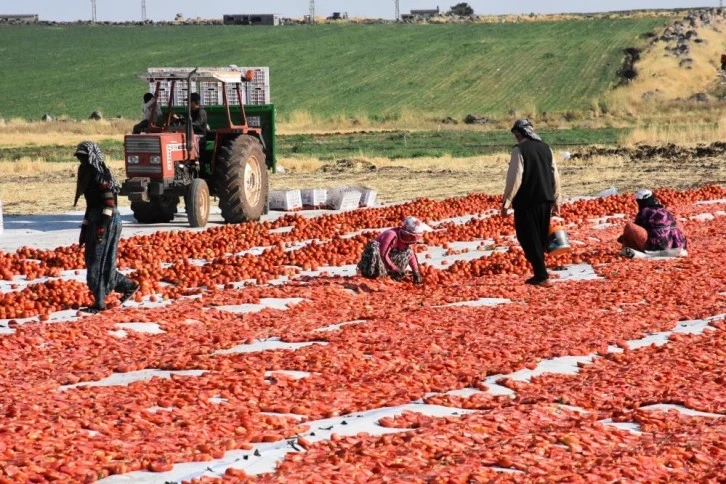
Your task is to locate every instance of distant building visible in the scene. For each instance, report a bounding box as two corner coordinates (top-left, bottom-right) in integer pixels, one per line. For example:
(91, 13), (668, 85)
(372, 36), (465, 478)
(0, 14), (39, 23)
(223, 14), (281, 26)
(327, 12), (349, 21)
(401, 7), (440, 21)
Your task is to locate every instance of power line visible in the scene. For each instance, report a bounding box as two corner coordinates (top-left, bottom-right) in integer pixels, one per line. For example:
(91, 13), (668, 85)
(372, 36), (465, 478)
(309, 0), (315, 24)
(395, 0), (400, 21)
(91, 0), (97, 23)
(142, 0), (147, 21)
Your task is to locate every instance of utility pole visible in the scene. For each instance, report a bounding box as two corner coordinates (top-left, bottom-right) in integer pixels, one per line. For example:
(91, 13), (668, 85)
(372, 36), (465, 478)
(142, 0), (147, 21)
(395, 0), (400, 21)
(309, 0), (315, 24)
(91, 0), (97, 23)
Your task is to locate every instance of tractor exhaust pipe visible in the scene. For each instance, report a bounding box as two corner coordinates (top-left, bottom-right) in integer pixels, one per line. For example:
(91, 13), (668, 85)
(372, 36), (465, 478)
(185, 68), (198, 155)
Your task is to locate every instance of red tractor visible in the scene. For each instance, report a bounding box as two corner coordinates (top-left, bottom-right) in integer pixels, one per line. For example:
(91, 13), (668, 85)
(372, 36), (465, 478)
(121, 67), (276, 227)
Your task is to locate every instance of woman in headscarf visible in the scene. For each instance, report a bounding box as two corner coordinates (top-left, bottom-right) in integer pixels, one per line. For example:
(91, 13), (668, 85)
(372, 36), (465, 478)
(74, 141), (139, 313)
(357, 216), (430, 285)
(618, 189), (687, 253)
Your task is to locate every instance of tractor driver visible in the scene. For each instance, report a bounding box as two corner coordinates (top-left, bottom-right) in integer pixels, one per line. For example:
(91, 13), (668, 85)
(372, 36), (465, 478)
(190, 92), (209, 136)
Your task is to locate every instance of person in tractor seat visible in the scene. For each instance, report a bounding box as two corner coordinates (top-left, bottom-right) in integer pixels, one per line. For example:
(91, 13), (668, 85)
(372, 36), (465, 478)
(617, 189), (687, 256)
(190, 92), (209, 136)
(132, 92), (161, 134)
(357, 216), (430, 285)
(188, 92), (213, 173)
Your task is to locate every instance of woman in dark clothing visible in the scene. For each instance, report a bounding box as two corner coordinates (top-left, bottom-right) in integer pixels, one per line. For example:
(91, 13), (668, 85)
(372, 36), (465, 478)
(74, 141), (138, 313)
(618, 189), (687, 252)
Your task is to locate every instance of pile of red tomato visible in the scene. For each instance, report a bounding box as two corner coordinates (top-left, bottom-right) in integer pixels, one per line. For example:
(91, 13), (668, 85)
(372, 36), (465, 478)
(0, 185), (723, 482)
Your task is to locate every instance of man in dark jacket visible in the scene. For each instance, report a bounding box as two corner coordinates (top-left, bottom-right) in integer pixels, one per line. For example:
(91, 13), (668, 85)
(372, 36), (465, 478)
(190, 92), (208, 135)
(501, 119), (562, 287)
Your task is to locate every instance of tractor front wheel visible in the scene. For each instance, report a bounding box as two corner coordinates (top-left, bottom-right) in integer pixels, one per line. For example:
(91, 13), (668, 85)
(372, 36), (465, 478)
(130, 196), (178, 224)
(216, 135), (268, 224)
(186, 178), (210, 228)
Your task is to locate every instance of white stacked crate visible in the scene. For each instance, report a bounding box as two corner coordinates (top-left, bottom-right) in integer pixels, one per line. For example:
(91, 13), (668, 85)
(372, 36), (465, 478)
(201, 81), (223, 105)
(359, 189), (378, 207)
(147, 67), (194, 106)
(147, 79), (194, 107)
(147, 67), (270, 106)
(301, 189), (328, 207)
(327, 186), (363, 211)
(224, 67), (270, 105)
(240, 67), (271, 105)
(268, 190), (303, 211)
(331, 192), (362, 211)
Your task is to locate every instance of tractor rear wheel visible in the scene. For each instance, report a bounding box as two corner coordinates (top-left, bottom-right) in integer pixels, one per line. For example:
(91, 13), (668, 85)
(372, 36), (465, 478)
(187, 178), (210, 228)
(216, 135), (268, 224)
(130, 196), (178, 224)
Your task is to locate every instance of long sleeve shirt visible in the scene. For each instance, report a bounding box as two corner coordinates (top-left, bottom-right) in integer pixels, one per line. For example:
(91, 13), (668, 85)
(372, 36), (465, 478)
(635, 207), (687, 250)
(502, 142), (562, 210)
(83, 180), (117, 236)
(375, 228), (419, 273)
(142, 99), (161, 124)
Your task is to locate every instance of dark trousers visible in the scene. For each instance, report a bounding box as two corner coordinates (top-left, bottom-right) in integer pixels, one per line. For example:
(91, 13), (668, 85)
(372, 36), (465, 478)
(132, 119), (149, 134)
(514, 202), (552, 281)
(84, 209), (135, 309)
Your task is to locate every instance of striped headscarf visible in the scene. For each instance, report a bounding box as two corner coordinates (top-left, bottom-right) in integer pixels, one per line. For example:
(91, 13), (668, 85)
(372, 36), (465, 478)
(74, 141), (120, 207)
(511, 119), (542, 141)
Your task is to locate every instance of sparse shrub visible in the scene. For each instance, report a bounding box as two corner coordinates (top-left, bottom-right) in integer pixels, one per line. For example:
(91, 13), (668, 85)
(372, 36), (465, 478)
(449, 3), (474, 16)
(562, 110), (580, 122)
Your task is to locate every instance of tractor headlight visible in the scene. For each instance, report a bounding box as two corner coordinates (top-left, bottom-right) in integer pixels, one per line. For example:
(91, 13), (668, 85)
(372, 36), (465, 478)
(150, 155), (162, 164)
(127, 155), (140, 164)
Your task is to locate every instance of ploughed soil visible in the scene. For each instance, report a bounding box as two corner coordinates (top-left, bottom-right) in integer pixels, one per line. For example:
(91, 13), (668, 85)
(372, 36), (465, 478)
(0, 143), (724, 216)
(569, 142), (726, 162)
(271, 143), (725, 204)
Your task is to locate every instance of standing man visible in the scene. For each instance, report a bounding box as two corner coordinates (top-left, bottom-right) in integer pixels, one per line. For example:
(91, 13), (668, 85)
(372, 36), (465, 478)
(501, 119), (562, 287)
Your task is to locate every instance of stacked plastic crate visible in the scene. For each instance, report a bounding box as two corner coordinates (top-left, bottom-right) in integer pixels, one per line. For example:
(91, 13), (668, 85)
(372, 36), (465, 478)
(268, 190), (303, 211)
(301, 189), (328, 208)
(146, 67), (270, 106)
(147, 67), (195, 106)
(216, 67), (270, 105)
(238, 67), (271, 105)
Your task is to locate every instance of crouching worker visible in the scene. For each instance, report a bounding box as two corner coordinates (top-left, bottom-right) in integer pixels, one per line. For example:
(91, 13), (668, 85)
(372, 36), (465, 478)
(357, 216), (430, 285)
(74, 141), (139, 313)
(618, 189), (687, 254)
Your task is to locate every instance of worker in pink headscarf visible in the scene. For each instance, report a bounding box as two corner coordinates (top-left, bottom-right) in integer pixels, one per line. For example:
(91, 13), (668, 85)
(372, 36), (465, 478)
(357, 216), (430, 285)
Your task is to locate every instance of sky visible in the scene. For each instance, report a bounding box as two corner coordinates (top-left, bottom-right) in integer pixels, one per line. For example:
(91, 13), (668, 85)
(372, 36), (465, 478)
(3, 1), (721, 22)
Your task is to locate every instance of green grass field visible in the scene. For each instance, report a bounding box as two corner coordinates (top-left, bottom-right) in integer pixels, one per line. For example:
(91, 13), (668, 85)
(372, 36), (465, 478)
(279, 127), (628, 159)
(0, 19), (666, 122)
(0, 128), (627, 163)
